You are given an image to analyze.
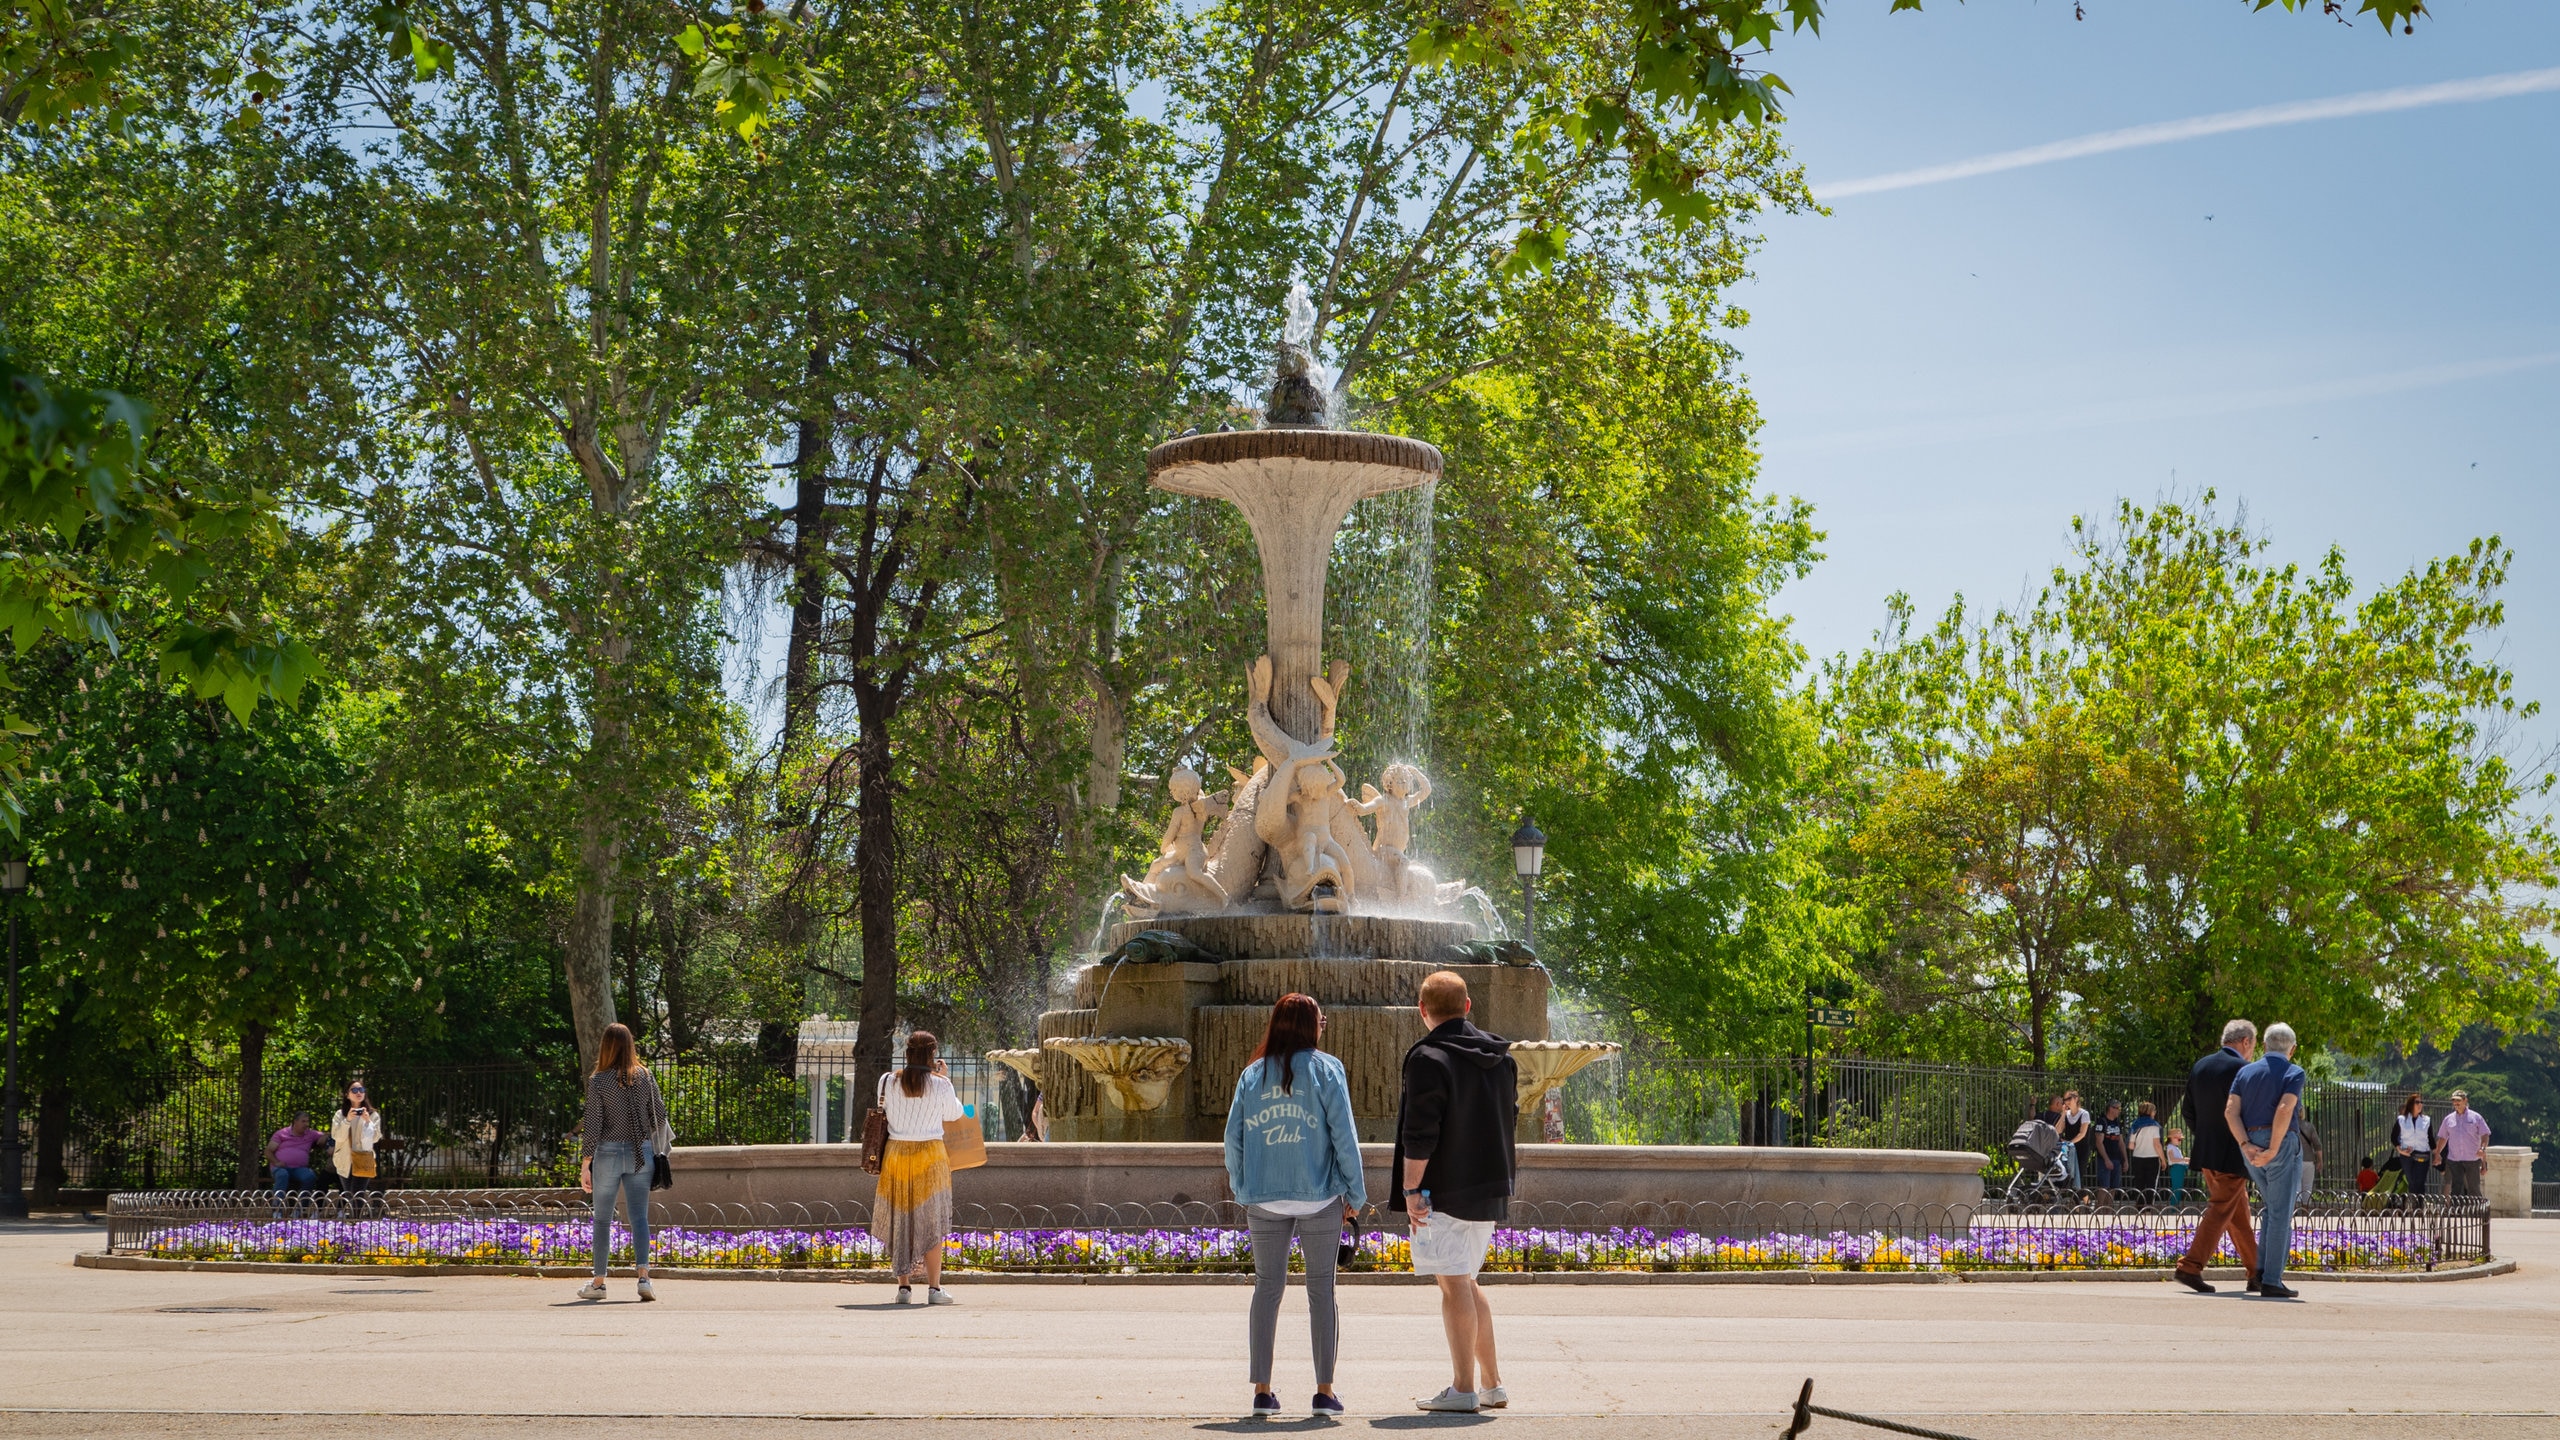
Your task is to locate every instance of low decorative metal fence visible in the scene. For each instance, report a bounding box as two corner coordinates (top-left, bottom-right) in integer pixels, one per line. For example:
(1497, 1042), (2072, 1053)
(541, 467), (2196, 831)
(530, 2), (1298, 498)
(104, 1188), (2489, 1275)
(18, 1053), (1021, 1192)
(21, 1050), (2419, 1195)
(1556, 1055), (2413, 1178)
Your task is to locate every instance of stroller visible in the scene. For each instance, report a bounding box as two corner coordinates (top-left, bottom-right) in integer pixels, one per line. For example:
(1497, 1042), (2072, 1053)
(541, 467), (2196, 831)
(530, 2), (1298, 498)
(2003, 1117), (2073, 1204)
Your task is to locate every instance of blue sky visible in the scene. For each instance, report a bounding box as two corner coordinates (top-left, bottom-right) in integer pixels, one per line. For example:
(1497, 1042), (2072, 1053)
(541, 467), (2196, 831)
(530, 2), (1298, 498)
(1737, 0), (2560, 763)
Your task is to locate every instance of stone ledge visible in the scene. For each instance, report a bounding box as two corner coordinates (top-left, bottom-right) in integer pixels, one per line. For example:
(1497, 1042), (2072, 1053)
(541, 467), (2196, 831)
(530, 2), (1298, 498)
(73, 1252), (2515, 1285)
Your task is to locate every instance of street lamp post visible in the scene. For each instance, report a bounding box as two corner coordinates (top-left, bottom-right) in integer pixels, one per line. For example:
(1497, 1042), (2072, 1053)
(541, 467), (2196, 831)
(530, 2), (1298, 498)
(2, 859), (27, 1219)
(1509, 818), (1547, 949)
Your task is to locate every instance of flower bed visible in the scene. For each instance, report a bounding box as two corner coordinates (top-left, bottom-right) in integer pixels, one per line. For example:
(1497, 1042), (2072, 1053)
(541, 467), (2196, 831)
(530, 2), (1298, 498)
(138, 1219), (2453, 1274)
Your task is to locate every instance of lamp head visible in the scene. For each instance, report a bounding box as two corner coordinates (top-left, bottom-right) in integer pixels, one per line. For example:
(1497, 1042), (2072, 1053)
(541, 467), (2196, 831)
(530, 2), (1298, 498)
(0, 861), (25, 894)
(1510, 818), (1547, 880)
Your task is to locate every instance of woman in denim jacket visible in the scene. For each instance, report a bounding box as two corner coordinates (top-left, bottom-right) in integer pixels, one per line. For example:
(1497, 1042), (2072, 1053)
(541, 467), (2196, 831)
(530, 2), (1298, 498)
(1224, 993), (1367, 1419)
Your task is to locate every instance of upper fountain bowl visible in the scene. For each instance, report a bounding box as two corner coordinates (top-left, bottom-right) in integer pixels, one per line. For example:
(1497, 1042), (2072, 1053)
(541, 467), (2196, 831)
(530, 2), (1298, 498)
(1145, 429), (1442, 502)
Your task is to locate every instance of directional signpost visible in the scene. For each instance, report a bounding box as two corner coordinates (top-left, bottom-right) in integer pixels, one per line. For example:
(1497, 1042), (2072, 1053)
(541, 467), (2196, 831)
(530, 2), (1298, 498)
(1800, 999), (1856, 1146)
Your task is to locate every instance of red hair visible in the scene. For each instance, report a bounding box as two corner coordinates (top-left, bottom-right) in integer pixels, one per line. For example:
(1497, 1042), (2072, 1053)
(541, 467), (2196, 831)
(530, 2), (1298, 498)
(1253, 994), (1322, 1094)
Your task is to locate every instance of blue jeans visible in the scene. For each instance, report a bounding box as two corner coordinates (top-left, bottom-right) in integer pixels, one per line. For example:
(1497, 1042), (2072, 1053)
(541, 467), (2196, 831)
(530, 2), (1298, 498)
(271, 1166), (317, 1192)
(2060, 1145), (2082, 1186)
(591, 1141), (654, 1276)
(2245, 1127), (2304, 1287)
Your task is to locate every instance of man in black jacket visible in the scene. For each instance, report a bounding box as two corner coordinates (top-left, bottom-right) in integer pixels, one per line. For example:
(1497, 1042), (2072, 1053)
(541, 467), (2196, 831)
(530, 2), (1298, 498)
(2174, 1018), (2262, 1294)
(1391, 970), (1518, 1413)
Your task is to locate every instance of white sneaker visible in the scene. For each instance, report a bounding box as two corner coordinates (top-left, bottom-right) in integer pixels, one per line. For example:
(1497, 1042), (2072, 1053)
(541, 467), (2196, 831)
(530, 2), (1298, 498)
(576, 1279), (606, 1301)
(1415, 1388), (1478, 1413)
(635, 1278), (656, 1302)
(927, 1287), (956, 1305)
(895, 1286), (914, 1304)
(1477, 1386), (1508, 1409)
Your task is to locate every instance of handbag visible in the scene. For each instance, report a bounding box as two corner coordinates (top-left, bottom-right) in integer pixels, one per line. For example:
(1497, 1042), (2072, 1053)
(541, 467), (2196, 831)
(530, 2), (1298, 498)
(943, 1111), (988, 1171)
(862, 1074), (891, 1176)
(648, 1102), (676, 1192)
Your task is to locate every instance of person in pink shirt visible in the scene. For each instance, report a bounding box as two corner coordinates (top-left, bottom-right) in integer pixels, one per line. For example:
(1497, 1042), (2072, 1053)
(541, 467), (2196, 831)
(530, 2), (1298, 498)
(266, 1113), (323, 1192)
(2435, 1090), (2493, 1199)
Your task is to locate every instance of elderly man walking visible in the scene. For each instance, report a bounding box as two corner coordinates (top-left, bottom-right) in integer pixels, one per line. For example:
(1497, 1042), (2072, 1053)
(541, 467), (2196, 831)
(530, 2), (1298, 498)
(2175, 1019), (2261, 1294)
(1392, 970), (1519, 1414)
(2437, 1090), (2493, 1199)
(2230, 1022), (2309, 1300)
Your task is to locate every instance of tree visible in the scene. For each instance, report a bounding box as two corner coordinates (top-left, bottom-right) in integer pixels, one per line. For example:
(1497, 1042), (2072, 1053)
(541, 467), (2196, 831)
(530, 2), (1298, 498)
(145, 0), (776, 1072)
(17, 652), (428, 1182)
(1821, 498), (2559, 1071)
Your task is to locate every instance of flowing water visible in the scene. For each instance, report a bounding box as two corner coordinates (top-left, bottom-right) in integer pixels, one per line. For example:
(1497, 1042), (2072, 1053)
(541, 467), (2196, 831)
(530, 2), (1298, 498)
(1087, 892), (1127, 958)
(1326, 480), (1436, 779)
(1447, 886), (1510, 940)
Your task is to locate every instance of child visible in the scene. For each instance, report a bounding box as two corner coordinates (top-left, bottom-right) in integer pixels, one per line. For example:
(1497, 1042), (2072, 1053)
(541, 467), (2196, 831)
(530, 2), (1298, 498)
(2163, 1129), (2189, 1202)
(2356, 1154), (2381, 1194)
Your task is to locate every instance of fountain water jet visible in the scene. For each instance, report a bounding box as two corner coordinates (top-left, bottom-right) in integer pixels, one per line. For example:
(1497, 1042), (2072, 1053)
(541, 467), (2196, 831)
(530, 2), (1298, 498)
(1035, 305), (1576, 1141)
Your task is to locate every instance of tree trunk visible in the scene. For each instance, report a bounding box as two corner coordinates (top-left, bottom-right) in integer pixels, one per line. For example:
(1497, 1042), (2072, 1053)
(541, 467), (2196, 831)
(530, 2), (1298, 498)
(34, 1084), (66, 1202)
(235, 1020), (267, 1188)
(778, 356), (833, 764)
(1085, 677), (1125, 813)
(852, 720), (900, 1114)
(565, 805), (621, 1073)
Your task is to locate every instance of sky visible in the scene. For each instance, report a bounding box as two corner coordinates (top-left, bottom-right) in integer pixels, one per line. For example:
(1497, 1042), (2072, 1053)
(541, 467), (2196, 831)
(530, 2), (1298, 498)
(1735, 0), (2560, 761)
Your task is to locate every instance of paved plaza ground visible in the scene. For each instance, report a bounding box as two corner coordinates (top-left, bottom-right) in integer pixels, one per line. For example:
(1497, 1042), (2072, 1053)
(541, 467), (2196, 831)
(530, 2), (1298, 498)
(3, 1216), (2556, 1439)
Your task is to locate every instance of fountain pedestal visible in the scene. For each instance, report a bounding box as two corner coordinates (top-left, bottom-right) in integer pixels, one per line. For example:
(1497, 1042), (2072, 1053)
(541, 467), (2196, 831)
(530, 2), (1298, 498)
(1041, 913), (1551, 1143)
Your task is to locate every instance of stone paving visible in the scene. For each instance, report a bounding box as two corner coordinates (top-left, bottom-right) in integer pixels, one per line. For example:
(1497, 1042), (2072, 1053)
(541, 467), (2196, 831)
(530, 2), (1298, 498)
(3, 1216), (2555, 1438)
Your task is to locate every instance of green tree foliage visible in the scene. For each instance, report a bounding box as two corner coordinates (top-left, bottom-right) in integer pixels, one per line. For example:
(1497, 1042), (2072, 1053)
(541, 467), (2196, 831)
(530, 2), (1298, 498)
(16, 651), (431, 1178)
(1377, 247), (1828, 1056)
(1822, 498), (2558, 1072)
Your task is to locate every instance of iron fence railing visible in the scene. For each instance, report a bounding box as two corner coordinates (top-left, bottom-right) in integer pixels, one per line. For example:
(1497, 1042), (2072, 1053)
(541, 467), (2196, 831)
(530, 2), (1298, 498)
(1556, 1056), (2414, 1181)
(104, 1187), (2489, 1275)
(15, 1053), (1023, 1192)
(21, 1050), (2417, 1193)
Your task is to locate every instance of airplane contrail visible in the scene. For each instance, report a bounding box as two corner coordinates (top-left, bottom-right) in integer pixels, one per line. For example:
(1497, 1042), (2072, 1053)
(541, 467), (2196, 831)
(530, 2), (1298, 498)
(1766, 351), (2560, 457)
(1817, 65), (2560, 200)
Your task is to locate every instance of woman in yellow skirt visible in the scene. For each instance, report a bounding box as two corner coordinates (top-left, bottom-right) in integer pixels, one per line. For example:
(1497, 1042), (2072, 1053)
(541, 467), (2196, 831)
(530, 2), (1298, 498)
(876, 1030), (965, 1304)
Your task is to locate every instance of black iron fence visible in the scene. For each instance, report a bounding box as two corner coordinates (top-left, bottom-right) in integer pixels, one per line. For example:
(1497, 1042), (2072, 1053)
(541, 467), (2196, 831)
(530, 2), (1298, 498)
(21, 1050), (2413, 1194)
(13, 1053), (1019, 1192)
(103, 1188), (2490, 1275)
(1556, 1055), (2414, 1182)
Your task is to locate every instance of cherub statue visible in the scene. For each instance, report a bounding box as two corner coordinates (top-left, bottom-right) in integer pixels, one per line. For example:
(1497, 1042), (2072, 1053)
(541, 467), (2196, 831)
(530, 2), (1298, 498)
(1243, 654), (1360, 913)
(1352, 761), (1432, 900)
(1119, 765), (1231, 917)
(1260, 745), (1356, 913)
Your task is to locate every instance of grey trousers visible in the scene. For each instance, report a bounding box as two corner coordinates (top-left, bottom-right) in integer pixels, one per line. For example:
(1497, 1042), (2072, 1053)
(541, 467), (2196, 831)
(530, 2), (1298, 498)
(1246, 1206), (1340, 1387)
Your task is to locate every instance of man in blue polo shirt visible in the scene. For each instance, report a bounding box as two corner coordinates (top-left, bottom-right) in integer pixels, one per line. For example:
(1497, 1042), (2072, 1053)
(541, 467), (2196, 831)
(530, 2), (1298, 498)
(2225, 1021), (2308, 1299)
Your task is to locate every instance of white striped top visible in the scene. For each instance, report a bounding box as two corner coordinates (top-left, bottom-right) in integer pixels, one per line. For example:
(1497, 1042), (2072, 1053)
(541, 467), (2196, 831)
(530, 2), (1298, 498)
(879, 1072), (965, 1141)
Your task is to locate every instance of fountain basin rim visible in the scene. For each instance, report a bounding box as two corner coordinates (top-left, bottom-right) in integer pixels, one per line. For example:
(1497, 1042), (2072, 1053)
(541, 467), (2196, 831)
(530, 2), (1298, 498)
(1145, 429), (1443, 495)
(667, 1141), (1994, 1173)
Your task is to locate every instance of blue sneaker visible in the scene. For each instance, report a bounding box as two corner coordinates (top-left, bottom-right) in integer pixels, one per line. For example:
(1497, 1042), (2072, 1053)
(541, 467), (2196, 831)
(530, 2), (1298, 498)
(1311, 1393), (1344, 1419)
(1249, 1392), (1281, 1419)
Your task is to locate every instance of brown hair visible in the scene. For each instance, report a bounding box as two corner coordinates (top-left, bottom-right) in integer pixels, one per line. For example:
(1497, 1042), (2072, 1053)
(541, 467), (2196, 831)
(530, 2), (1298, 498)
(593, 1022), (646, 1086)
(1418, 970), (1470, 1022)
(2402, 1093), (2426, 1116)
(900, 1030), (938, 1099)
(1253, 994), (1323, 1094)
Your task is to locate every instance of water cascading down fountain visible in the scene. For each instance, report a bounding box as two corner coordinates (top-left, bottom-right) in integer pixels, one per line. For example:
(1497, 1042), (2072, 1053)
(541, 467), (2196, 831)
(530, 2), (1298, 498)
(1026, 288), (1613, 1141)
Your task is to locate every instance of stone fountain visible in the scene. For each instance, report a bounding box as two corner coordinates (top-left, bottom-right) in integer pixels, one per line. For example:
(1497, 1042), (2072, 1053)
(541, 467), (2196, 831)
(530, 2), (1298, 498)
(670, 294), (1991, 1216)
(1035, 287), (1608, 1142)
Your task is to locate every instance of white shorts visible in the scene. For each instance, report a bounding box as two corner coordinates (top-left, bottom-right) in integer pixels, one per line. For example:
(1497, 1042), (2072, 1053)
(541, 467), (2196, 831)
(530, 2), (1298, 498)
(1408, 1214), (1496, 1276)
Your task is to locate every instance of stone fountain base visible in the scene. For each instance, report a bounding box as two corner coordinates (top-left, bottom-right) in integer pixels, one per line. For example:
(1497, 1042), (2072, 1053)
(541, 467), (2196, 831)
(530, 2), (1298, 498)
(667, 1142), (1992, 1216)
(1042, 912), (1549, 1143)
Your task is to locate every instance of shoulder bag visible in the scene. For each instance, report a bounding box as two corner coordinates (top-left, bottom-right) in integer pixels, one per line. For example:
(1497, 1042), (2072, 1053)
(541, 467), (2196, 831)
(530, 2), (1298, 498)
(862, 1073), (891, 1176)
(648, 1079), (676, 1192)
(943, 1096), (988, 1172)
